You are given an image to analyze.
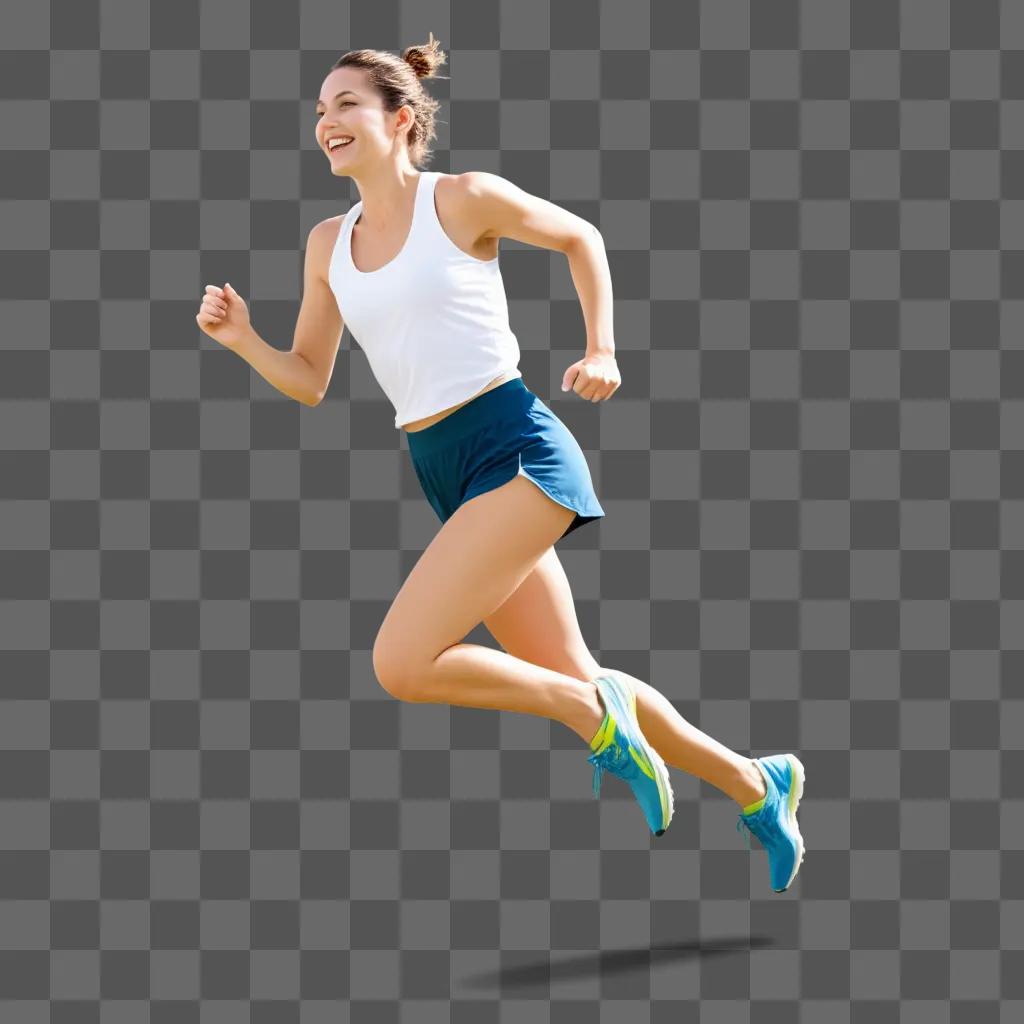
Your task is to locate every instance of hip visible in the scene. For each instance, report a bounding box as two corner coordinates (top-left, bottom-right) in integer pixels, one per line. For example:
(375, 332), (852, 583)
(404, 375), (605, 539)
(405, 376), (569, 460)
(402, 368), (522, 433)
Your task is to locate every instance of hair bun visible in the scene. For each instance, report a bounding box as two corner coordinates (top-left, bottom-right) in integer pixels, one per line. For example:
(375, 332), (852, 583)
(402, 30), (446, 79)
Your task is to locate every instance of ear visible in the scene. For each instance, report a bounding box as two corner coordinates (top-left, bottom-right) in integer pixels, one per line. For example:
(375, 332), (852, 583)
(394, 103), (415, 137)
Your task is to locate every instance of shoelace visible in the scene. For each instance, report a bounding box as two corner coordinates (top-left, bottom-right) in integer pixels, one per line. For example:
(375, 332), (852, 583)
(736, 815), (756, 850)
(587, 744), (632, 797)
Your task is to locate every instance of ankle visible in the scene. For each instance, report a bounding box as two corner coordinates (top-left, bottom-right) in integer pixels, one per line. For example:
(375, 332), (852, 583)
(736, 759), (768, 808)
(571, 680), (607, 746)
(753, 760), (768, 797)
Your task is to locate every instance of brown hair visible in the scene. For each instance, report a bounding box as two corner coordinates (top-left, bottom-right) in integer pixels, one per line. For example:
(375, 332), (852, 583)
(327, 32), (448, 169)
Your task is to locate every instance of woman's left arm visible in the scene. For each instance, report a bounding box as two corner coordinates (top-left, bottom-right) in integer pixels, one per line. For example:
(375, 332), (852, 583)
(460, 171), (621, 403)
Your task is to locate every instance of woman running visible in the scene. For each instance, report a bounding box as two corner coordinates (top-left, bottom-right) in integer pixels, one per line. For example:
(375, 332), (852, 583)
(195, 33), (805, 892)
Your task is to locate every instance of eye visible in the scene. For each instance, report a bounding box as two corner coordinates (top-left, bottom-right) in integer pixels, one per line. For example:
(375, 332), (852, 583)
(315, 101), (354, 118)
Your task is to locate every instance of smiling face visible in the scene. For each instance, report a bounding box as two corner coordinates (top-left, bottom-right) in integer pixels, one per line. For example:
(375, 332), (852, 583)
(315, 66), (415, 176)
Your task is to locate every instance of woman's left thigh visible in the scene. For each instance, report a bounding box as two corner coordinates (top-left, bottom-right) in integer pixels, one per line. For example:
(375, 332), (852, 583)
(372, 474), (576, 696)
(482, 545), (602, 682)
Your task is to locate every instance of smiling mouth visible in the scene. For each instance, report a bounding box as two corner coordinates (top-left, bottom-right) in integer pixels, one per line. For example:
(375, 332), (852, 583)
(327, 139), (354, 154)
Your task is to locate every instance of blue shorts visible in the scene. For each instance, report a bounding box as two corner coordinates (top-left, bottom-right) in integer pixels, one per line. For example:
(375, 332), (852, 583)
(405, 377), (606, 541)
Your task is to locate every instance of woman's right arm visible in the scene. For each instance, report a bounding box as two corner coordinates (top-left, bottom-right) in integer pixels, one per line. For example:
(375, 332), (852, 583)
(286, 218), (345, 406)
(232, 325), (326, 408)
(198, 218), (345, 407)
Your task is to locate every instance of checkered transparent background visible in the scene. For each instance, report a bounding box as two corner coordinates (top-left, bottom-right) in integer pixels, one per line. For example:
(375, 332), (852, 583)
(2, 0), (1023, 1020)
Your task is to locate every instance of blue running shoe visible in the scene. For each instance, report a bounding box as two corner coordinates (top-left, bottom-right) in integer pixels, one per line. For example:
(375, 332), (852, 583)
(586, 670), (674, 837)
(735, 754), (806, 892)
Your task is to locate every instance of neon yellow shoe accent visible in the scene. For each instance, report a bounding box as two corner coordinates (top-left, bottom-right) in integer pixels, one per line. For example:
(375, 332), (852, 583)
(610, 675), (658, 785)
(589, 700), (614, 753)
(629, 745), (656, 781)
(742, 794), (767, 816)
(612, 672), (671, 828)
(615, 681), (657, 782)
(591, 669), (675, 834)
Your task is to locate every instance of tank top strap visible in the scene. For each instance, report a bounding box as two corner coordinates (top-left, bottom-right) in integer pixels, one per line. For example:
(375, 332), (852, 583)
(417, 170), (440, 211)
(415, 171), (475, 257)
(334, 202), (361, 272)
(408, 170), (441, 251)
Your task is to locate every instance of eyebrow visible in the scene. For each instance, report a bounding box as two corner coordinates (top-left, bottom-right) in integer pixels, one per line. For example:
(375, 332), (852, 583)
(315, 90), (359, 109)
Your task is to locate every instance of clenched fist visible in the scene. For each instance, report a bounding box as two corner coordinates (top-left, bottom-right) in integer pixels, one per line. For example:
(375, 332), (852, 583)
(196, 283), (251, 350)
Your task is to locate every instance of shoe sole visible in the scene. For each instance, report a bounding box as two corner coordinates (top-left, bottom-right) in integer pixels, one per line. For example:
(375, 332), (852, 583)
(597, 672), (675, 836)
(777, 753), (806, 892)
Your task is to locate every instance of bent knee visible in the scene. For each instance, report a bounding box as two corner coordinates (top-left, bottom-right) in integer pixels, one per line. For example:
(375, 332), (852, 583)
(371, 644), (431, 702)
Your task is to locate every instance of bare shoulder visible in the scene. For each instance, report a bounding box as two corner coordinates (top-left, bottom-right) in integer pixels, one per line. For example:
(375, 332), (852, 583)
(435, 170), (594, 253)
(308, 215), (346, 283)
(434, 170), (505, 225)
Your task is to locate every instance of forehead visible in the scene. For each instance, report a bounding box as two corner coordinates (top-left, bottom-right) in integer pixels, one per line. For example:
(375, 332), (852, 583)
(316, 68), (370, 105)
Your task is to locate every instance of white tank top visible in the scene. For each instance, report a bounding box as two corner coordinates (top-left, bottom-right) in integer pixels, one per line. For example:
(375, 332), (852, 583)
(327, 170), (523, 429)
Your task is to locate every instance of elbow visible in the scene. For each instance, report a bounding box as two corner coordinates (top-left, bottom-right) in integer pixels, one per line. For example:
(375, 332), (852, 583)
(565, 223), (601, 253)
(302, 385), (325, 408)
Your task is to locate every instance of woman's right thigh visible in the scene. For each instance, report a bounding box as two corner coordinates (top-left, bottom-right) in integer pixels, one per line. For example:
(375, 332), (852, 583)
(482, 545), (602, 682)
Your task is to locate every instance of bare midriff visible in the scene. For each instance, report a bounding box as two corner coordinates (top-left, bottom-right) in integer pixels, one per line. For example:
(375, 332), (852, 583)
(402, 368), (521, 432)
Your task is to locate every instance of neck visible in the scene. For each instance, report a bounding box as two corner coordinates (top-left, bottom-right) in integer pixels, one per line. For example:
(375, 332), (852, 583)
(350, 166), (422, 229)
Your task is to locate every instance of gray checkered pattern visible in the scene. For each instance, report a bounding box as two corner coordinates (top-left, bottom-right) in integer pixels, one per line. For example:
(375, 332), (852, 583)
(1, 0), (1021, 1019)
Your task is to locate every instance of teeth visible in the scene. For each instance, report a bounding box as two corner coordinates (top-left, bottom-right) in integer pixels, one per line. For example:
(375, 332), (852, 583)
(328, 137), (353, 150)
